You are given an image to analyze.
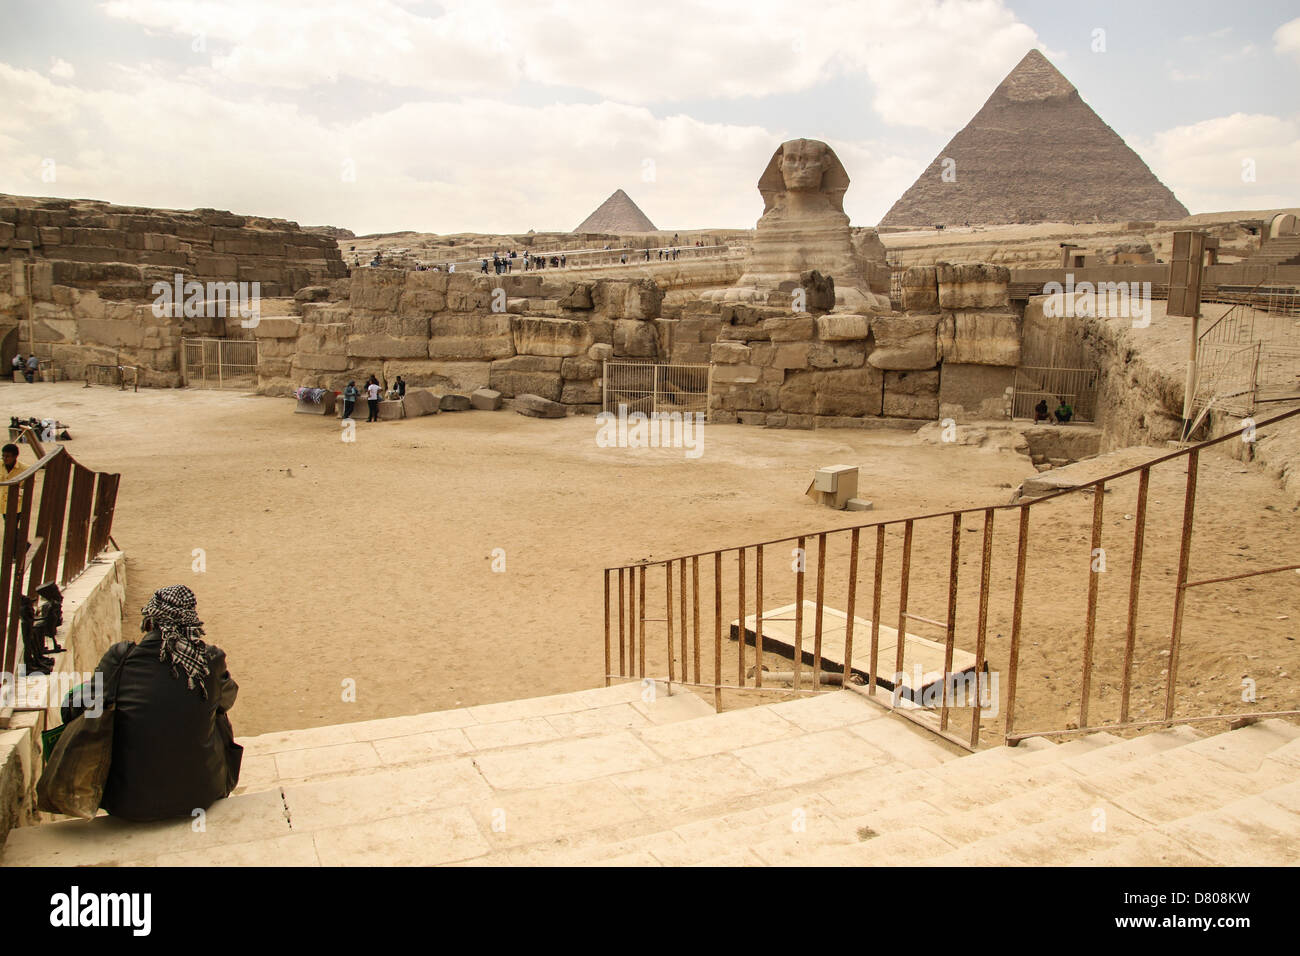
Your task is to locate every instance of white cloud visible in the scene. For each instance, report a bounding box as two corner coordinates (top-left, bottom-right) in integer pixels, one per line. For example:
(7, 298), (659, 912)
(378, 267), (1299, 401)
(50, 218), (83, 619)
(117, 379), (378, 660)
(49, 57), (76, 80)
(99, 0), (1042, 130)
(1137, 113), (1300, 213)
(1276, 17), (1300, 65)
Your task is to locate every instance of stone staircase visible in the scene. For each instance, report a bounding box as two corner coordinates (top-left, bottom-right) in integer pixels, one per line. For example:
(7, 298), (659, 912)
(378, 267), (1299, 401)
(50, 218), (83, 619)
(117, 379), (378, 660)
(3, 684), (1298, 866)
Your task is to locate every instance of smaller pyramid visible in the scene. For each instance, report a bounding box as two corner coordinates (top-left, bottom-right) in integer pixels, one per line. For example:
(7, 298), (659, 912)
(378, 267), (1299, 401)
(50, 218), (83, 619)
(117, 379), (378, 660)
(573, 189), (657, 233)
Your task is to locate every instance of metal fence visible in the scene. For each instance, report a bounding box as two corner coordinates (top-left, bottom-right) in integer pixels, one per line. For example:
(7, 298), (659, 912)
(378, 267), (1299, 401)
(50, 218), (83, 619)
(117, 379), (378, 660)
(1200, 283), (1300, 407)
(182, 338), (259, 389)
(602, 406), (1300, 750)
(84, 364), (139, 391)
(1012, 366), (1099, 422)
(603, 362), (711, 419)
(1, 436), (121, 678)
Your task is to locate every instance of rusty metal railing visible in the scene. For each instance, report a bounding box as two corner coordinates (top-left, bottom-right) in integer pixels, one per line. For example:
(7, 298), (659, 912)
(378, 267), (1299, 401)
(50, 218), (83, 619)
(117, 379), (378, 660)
(1, 440), (121, 677)
(603, 405), (1300, 749)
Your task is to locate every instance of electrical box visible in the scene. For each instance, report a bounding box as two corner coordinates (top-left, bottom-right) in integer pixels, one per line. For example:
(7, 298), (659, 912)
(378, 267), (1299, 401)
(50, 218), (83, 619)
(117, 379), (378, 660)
(808, 465), (859, 510)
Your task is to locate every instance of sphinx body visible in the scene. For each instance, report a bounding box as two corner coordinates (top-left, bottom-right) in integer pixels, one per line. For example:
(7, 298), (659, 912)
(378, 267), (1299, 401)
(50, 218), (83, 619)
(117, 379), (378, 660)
(718, 138), (889, 312)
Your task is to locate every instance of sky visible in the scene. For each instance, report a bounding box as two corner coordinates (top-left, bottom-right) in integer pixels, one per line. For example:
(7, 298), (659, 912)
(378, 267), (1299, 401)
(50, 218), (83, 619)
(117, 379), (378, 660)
(1, 0), (1297, 235)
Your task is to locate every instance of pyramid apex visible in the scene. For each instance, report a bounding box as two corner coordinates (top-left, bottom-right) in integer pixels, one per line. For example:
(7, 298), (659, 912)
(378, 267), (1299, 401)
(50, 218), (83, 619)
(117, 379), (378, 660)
(997, 48), (1076, 102)
(573, 189), (657, 233)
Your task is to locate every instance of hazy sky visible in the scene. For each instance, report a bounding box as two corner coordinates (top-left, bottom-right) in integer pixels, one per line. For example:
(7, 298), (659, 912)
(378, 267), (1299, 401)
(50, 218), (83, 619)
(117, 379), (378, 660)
(1, 0), (1297, 234)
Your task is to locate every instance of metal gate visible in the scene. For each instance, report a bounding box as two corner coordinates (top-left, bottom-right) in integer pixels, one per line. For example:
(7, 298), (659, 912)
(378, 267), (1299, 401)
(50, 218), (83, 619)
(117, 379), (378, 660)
(1012, 366), (1099, 422)
(603, 362), (711, 419)
(182, 338), (259, 389)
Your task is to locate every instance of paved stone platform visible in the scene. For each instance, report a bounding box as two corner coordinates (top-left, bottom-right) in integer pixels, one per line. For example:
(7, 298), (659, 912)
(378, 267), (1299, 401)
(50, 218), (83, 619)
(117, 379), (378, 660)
(3, 684), (1297, 866)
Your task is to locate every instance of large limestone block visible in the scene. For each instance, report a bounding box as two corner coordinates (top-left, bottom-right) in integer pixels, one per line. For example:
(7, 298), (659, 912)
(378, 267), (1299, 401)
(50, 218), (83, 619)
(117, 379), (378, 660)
(716, 384), (781, 413)
(561, 357), (601, 380)
(490, 355), (563, 400)
(558, 283), (594, 309)
(561, 381), (602, 404)
(867, 314), (939, 370)
(439, 393), (472, 411)
(593, 278), (664, 319)
(772, 343), (810, 370)
(710, 342), (751, 365)
(901, 266), (938, 311)
(251, 316), (300, 339)
(938, 364), (1015, 419)
(515, 393), (566, 418)
(383, 360), (492, 391)
(403, 389), (439, 417)
(816, 314), (871, 341)
(471, 388), (503, 410)
(511, 316), (593, 358)
(938, 311), (1021, 366)
(808, 342), (865, 369)
(348, 313), (429, 338)
(763, 315), (816, 342)
(346, 335), (429, 359)
(404, 270), (449, 294)
(76, 318), (143, 349)
(427, 314), (514, 360)
(398, 290), (447, 316)
(779, 366), (883, 417)
(297, 353), (349, 371)
(350, 269), (406, 311)
(936, 263), (1009, 309)
(613, 319), (658, 358)
(882, 370), (939, 419)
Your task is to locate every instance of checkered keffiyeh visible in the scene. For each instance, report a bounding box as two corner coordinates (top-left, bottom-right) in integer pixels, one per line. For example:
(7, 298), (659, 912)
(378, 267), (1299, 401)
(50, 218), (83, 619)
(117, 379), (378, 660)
(141, 585), (210, 699)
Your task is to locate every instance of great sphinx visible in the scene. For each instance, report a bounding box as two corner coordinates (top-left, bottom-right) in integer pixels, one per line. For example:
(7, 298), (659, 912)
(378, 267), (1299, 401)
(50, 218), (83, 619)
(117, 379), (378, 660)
(719, 138), (889, 312)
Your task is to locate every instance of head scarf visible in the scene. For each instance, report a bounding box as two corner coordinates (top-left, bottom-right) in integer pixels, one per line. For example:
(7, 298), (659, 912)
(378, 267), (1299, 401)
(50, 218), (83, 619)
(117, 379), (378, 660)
(141, 585), (210, 699)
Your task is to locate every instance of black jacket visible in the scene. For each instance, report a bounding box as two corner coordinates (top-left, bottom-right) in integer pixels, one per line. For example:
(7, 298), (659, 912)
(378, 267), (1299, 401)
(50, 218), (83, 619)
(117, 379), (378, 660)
(65, 631), (241, 822)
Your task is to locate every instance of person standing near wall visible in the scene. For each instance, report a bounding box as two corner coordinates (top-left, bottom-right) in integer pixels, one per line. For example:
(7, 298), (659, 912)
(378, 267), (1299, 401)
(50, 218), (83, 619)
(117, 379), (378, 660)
(342, 381), (359, 420)
(366, 378), (381, 422)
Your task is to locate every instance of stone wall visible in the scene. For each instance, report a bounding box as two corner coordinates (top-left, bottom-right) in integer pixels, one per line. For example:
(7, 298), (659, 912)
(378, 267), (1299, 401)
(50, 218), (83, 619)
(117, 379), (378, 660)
(688, 262), (1019, 427)
(255, 272), (669, 411)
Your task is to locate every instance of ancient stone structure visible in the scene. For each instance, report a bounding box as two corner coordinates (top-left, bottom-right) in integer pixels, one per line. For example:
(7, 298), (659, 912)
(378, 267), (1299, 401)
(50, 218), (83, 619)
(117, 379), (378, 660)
(719, 139), (890, 312)
(573, 189), (657, 233)
(879, 50), (1189, 227)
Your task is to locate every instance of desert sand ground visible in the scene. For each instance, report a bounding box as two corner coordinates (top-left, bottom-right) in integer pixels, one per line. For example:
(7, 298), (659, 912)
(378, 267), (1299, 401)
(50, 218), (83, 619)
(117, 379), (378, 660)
(4, 382), (1297, 742)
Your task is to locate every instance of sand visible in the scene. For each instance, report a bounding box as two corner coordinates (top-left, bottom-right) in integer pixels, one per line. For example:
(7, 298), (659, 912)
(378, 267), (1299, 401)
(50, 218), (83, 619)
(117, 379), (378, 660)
(4, 382), (1296, 742)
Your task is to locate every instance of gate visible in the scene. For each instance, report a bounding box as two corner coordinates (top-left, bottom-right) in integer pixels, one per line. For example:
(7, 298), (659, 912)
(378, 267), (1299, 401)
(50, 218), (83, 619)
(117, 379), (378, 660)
(603, 362), (711, 419)
(1012, 366), (1099, 422)
(182, 338), (259, 389)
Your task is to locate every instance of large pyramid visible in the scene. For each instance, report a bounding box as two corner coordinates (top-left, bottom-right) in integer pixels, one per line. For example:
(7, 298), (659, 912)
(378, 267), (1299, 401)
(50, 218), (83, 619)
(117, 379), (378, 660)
(879, 50), (1188, 227)
(573, 189), (657, 233)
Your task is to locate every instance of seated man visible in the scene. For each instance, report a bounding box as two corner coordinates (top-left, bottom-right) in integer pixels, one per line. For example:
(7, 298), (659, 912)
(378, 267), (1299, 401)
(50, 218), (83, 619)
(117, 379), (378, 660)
(61, 585), (241, 822)
(1033, 399), (1050, 423)
(1054, 399), (1074, 424)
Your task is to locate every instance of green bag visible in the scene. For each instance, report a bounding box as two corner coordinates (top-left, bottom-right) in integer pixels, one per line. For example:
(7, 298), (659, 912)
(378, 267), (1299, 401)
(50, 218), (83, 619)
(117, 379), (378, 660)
(40, 723), (66, 761)
(35, 643), (132, 819)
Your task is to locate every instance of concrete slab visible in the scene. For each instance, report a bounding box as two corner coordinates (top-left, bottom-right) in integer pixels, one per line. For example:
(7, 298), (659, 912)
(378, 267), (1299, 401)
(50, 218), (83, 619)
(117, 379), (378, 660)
(282, 758), (491, 832)
(765, 690), (882, 733)
(732, 602), (977, 701)
(312, 805), (488, 866)
(611, 752), (770, 819)
(371, 727), (475, 765)
(1157, 794), (1300, 866)
(630, 691), (715, 725)
(544, 703), (651, 737)
(0, 788), (290, 867)
(473, 732), (663, 790)
(733, 728), (894, 789)
(155, 832), (321, 867)
(845, 716), (960, 769)
(240, 723), (360, 757)
(346, 708), (479, 741)
(634, 705), (800, 761)
(462, 717), (561, 751)
(273, 741), (381, 781)
(467, 779), (647, 849)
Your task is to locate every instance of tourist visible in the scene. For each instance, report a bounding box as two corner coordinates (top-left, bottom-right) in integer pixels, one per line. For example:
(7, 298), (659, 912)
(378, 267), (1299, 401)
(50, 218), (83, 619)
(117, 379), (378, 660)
(448, 262), (456, 273)
(24, 354), (38, 383)
(1033, 398), (1050, 424)
(57, 585), (241, 822)
(394, 375), (407, 398)
(1054, 399), (1074, 424)
(342, 380), (359, 420)
(1, 442), (24, 514)
(560, 254), (566, 268)
(481, 258), (488, 274)
(10, 354), (22, 376)
(366, 377), (381, 422)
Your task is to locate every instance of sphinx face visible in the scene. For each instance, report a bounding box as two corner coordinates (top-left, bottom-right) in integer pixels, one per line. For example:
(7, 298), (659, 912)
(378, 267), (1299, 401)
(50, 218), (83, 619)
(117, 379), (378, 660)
(780, 140), (827, 191)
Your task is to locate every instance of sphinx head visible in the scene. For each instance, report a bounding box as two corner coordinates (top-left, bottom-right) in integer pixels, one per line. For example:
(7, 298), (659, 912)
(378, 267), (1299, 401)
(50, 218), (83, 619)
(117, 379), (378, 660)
(758, 138), (850, 215)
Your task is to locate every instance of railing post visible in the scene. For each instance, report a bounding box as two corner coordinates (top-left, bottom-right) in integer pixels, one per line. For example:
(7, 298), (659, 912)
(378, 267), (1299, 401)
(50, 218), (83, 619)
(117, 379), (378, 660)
(813, 533), (826, 688)
(604, 569), (612, 686)
(680, 559), (688, 685)
(628, 566), (636, 679)
(1079, 480), (1106, 728)
(1004, 506), (1031, 741)
(844, 530), (860, 685)
(870, 526), (884, 693)
(755, 545), (764, 688)
(971, 509), (995, 748)
(713, 551), (722, 711)
(1120, 467), (1151, 723)
(638, 563), (646, 679)
(894, 520), (914, 691)
(692, 556), (701, 684)
(1165, 449), (1200, 720)
(665, 562), (674, 690)
(618, 567), (626, 678)
(793, 536), (806, 692)
(737, 547), (746, 686)
(940, 514), (961, 731)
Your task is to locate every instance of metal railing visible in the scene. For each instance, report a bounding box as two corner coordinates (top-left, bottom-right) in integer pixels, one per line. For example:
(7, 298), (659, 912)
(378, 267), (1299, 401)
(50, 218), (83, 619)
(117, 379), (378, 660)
(84, 364), (139, 391)
(1, 437), (121, 677)
(603, 362), (711, 419)
(182, 338), (258, 389)
(602, 406), (1300, 750)
(1012, 366), (1099, 422)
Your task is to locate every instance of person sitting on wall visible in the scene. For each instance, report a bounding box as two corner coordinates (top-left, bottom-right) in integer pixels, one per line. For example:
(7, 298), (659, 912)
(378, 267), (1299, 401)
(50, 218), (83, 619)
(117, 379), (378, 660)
(2, 443), (25, 513)
(11, 354), (23, 375)
(60, 585), (241, 822)
(392, 375), (406, 399)
(1034, 398), (1050, 424)
(25, 354), (39, 383)
(1054, 399), (1074, 424)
